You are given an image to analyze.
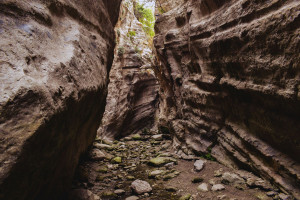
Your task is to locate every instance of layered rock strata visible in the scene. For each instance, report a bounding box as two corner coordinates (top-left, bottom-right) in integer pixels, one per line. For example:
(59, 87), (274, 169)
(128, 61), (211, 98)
(154, 0), (300, 198)
(98, 0), (159, 140)
(0, 0), (121, 199)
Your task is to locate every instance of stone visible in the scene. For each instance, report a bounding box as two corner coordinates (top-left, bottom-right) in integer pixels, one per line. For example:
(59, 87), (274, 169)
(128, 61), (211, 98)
(94, 143), (113, 150)
(221, 172), (245, 189)
(266, 191), (277, 197)
(126, 176), (135, 180)
(96, 166), (108, 173)
(211, 184), (225, 191)
(132, 134), (142, 140)
(255, 193), (268, 200)
(101, 191), (117, 199)
(209, 178), (217, 185)
(149, 170), (165, 178)
(278, 193), (291, 200)
(162, 170), (180, 180)
(179, 193), (192, 200)
(90, 149), (106, 161)
(197, 183), (209, 192)
(131, 180), (152, 194)
(125, 196), (139, 200)
(165, 162), (175, 169)
(148, 157), (177, 167)
(165, 186), (177, 192)
(114, 189), (125, 195)
(152, 134), (163, 141)
(214, 168), (223, 177)
(194, 160), (205, 171)
(112, 157), (122, 164)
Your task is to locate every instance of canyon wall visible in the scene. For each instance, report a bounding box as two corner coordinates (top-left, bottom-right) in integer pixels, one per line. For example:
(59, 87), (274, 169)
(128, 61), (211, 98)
(0, 0), (121, 199)
(98, 0), (159, 140)
(154, 0), (300, 198)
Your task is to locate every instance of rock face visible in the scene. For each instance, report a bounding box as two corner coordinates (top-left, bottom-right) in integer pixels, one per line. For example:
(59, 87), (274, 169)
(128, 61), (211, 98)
(0, 0), (121, 199)
(154, 0), (300, 198)
(98, 0), (159, 140)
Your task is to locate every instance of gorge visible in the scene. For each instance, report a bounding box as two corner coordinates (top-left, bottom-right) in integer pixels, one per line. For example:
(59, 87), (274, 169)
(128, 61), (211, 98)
(0, 0), (299, 199)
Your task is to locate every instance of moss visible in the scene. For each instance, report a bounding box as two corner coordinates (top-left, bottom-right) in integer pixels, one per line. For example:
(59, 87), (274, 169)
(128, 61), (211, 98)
(132, 134), (142, 140)
(96, 166), (108, 173)
(112, 157), (122, 163)
(179, 194), (192, 200)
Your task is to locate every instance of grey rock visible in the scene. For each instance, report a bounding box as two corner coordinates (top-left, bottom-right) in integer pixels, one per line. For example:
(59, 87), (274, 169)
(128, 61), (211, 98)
(211, 184), (225, 191)
(197, 183), (209, 192)
(278, 193), (291, 200)
(114, 189), (125, 195)
(131, 180), (152, 194)
(89, 149), (106, 161)
(152, 134), (163, 141)
(194, 159), (205, 171)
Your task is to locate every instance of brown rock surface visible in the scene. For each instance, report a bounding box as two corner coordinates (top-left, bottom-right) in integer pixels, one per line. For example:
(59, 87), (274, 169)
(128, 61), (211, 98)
(153, 0), (300, 198)
(0, 0), (121, 199)
(98, 0), (159, 140)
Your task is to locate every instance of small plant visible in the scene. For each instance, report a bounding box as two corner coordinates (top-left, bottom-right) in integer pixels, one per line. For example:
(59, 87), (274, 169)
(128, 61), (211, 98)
(127, 30), (136, 37)
(133, 1), (155, 37)
(118, 46), (125, 56)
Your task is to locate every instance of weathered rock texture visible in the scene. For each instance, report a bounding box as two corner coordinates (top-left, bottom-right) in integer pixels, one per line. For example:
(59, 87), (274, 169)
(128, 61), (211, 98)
(0, 0), (121, 199)
(154, 0), (300, 198)
(98, 0), (159, 140)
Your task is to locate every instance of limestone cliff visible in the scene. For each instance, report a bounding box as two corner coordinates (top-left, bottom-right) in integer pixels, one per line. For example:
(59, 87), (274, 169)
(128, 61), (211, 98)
(98, 0), (159, 140)
(154, 0), (300, 198)
(0, 0), (121, 199)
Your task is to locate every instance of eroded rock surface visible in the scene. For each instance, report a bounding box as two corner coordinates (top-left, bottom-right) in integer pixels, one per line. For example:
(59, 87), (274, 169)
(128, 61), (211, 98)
(154, 0), (300, 198)
(98, 0), (159, 140)
(0, 0), (121, 199)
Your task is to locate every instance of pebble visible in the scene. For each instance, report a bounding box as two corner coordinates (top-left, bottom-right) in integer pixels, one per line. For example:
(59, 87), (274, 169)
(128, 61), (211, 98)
(89, 149), (106, 160)
(278, 193), (291, 200)
(194, 159), (205, 171)
(114, 189), (125, 195)
(125, 196), (139, 200)
(214, 168), (223, 177)
(197, 183), (209, 192)
(152, 134), (163, 141)
(131, 180), (152, 194)
(211, 184), (225, 191)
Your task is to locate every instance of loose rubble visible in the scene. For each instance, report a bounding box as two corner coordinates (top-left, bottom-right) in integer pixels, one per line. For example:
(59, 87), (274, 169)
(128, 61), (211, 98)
(71, 131), (283, 199)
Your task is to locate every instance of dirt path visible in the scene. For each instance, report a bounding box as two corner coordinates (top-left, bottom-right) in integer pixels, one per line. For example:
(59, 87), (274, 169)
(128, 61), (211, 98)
(69, 132), (288, 200)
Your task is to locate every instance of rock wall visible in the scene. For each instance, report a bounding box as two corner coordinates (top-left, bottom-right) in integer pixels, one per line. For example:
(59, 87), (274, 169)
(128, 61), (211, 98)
(98, 0), (159, 140)
(154, 0), (300, 198)
(0, 0), (121, 199)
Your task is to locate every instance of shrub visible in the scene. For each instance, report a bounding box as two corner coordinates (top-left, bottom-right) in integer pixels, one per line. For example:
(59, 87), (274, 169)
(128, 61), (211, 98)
(133, 1), (155, 37)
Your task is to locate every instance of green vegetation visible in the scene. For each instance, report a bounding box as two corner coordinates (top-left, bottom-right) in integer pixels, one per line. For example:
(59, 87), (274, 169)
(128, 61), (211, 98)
(133, 1), (155, 37)
(127, 30), (136, 37)
(118, 46), (125, 56)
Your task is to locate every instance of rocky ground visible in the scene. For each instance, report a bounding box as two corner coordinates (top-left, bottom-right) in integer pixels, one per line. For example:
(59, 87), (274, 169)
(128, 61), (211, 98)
(69, 132), (292, 200)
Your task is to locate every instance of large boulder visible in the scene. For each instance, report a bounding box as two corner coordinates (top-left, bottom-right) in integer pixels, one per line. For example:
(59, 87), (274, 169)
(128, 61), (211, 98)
(0, 0), (121, 199)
